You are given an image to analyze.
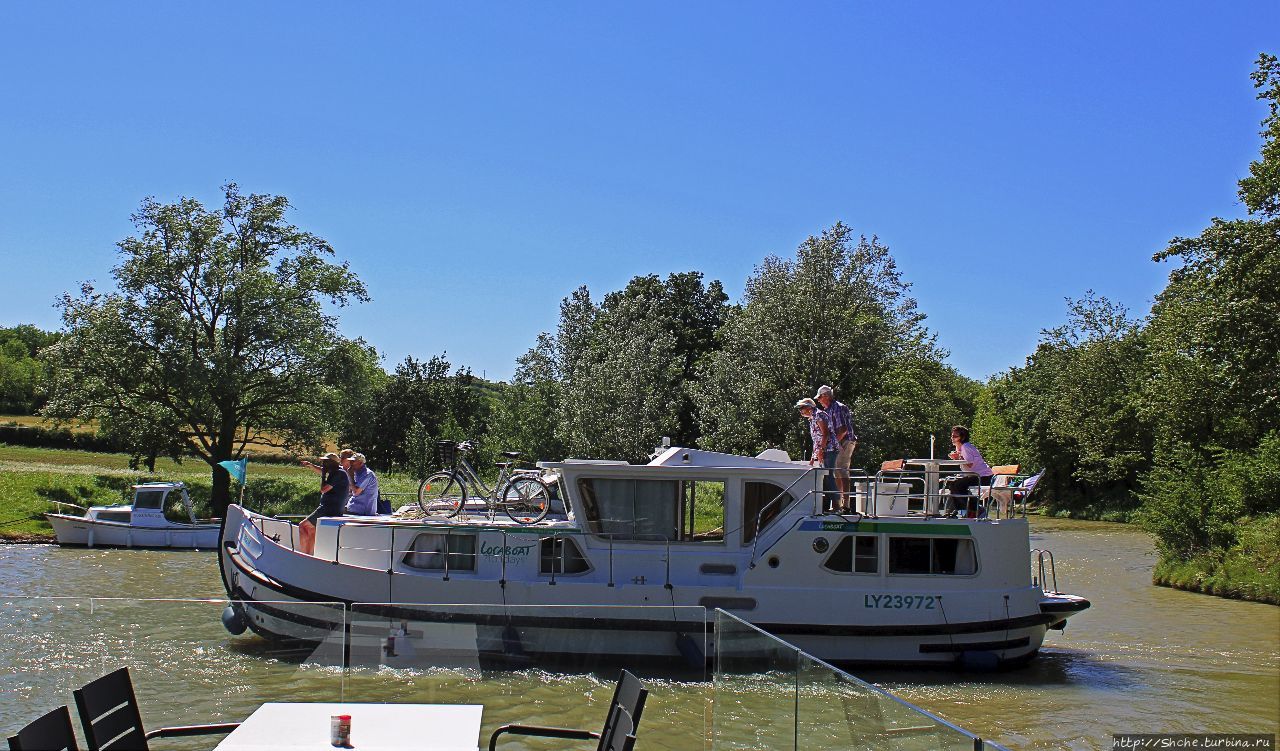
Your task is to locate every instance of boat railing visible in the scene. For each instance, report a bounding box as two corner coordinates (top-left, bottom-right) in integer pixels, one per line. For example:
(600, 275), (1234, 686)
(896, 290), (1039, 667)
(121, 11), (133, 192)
(746, 466), (835, 567)
(1031, 548), (1059, 594)
(48, 500), (89, 514)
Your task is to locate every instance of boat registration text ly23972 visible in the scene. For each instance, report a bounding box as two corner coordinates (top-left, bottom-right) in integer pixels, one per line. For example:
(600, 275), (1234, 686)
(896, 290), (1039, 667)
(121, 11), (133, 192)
(864, 594), (939, 609)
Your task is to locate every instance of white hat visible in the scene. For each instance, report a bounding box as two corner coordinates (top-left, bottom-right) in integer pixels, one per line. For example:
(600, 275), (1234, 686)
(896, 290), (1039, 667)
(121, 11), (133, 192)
(795, 397), (818, 410)
(815, 385), (834, 398)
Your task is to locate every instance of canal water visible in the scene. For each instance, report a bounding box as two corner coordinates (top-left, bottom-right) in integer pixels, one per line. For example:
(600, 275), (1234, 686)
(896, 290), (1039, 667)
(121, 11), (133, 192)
(1, 518), (1276, 750)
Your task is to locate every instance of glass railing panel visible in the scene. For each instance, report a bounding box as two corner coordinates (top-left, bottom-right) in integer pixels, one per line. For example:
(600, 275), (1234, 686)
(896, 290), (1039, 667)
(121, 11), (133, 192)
(0, 596), (347, 746)
(715, 610), (1004, 751)
(347, 603), (709, 751)
(797, 652), (979, 751)
(712, 609), (799, 751)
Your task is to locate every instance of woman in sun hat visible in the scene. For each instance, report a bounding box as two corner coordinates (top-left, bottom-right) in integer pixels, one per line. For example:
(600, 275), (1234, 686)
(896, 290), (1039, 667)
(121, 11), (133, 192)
(298, 452), (350, 554)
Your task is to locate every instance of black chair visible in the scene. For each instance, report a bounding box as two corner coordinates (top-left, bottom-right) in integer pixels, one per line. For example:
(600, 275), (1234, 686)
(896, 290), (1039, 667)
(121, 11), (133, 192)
(8, 705), (80, 751)
(72, 667), (239, 751)
(489, 669), (647, 751)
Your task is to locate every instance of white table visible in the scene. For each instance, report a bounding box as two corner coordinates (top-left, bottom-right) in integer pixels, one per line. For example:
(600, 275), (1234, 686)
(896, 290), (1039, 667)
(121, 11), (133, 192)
(214, 702), (484, 751)
(903, 458), (966, 514)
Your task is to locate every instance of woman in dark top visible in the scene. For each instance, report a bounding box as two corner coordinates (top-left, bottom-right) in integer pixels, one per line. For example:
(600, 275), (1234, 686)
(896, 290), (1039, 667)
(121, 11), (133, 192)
(300, 453), (349, 554)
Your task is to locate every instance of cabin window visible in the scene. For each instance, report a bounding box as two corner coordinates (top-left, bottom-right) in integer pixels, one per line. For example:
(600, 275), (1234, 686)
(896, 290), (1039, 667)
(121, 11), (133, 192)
(97, 510), (131, 523)
(743, 482), (791, 545)
(887, 537), (977, 575)
(822, 535), (878, 574)
(680, 481), (725, 543)
(540, 537), (591, 574)
(402, 533), (476, 572)
(133, 490), (166, 510)
(577, 478), (680, 541)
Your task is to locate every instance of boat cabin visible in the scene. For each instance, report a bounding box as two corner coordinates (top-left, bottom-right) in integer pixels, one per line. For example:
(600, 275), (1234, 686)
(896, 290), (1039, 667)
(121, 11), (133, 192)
(87, 482), (195, 527)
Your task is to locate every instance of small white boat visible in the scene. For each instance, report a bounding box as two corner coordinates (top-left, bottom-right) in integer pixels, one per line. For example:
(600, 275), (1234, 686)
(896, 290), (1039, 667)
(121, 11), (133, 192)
(47, 481), (219, 549)
(219, 447), (1089, 668)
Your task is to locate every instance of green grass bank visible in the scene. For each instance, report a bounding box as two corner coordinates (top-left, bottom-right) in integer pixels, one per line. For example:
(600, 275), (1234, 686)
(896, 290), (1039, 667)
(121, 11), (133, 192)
(1151, 514), (1280, 605)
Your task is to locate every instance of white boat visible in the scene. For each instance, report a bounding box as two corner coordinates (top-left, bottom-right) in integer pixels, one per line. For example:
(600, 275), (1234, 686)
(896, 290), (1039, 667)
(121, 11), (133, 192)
(47, 481), (220, 549)
(217, 447), (1089, 668)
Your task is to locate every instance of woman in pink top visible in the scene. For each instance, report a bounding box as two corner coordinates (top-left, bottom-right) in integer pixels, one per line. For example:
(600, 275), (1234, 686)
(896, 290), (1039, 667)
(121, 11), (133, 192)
(944, 425), (994, 513)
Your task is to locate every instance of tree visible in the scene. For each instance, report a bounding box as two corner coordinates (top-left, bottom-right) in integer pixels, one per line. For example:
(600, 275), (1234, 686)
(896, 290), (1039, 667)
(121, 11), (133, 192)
(0, 325), (59, 414)
(490, 333), (566, 462)
(43, 184), (370, 514)
(695, 222), (948, 463)
(1134, 53), (1280, 559)
(339, 354), (485, 472)
(993, 292), (1151, 512)
(500, 272), (728, 463)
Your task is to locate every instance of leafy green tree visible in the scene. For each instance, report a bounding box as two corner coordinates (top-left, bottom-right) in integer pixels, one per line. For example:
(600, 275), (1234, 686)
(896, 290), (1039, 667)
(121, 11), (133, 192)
(502, 272), (728, 463)
(970, 379), (1021, 466)
(43, 184), (369, 514)
(1135, 54), (1280, 564)
(0, 325), (59, 414)
(695, 222), (950, 463)
(490, 334), (565, 461)
(1239, 53), (1280, 217)
(993, 292), (1151, 512)
(341, 354), (486, 471)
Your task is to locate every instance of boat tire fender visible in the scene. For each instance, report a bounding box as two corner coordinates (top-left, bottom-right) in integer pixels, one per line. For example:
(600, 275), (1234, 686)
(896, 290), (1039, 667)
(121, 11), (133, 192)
(222, 603), (249, 635)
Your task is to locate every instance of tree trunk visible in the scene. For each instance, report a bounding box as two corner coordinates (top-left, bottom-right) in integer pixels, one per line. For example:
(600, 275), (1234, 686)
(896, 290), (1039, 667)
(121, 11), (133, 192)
(210, 460), (232, 518)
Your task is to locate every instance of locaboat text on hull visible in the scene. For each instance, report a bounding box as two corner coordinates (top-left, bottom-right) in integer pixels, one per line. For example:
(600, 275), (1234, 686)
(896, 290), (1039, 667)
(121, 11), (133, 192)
(218, 448), (1089, 667)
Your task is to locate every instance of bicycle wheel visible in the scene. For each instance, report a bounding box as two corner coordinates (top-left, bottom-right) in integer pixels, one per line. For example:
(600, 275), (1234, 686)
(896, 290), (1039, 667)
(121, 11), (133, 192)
(501, 476), (551, 524)
(418, 472), (466, 517)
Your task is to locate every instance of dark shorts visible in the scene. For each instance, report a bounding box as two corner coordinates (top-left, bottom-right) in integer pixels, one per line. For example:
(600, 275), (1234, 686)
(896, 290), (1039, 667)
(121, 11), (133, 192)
(822, 450), (839, 469)
(305, 496), (346, 525)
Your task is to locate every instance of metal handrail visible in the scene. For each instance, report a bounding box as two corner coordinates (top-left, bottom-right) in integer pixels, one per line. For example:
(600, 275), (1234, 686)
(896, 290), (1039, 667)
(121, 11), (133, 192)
(1031, 548), (1059, 593)
(871, 468), (928, 516)
(746, 466), (825, 565)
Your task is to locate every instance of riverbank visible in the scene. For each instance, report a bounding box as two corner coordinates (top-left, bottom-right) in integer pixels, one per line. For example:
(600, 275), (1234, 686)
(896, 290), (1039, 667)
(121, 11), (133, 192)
(1151, 514), (1280, 605)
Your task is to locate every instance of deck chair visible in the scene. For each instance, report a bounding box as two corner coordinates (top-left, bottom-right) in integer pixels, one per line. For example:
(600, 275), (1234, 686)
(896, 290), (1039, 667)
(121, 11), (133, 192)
(8, 705), (79, 751)
(73, 667), (240, 751)
(977, 465), (1020, 517)
(489, 669), (647, 751)
(987, 469), (1042, 518)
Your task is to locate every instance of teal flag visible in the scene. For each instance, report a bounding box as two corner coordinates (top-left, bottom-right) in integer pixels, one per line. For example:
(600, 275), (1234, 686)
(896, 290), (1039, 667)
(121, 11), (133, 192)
(218, 458), (247, 485)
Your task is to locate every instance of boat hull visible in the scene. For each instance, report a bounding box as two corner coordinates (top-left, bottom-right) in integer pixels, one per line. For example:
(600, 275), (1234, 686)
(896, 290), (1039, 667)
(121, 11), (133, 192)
(47, 513), (220, 549)
(219, 506), (1081, 668)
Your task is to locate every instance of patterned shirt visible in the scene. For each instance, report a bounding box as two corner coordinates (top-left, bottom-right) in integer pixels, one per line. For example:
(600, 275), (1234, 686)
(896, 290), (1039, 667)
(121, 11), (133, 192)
(826, 399), (856, 445)
(807, 409), (838, 457)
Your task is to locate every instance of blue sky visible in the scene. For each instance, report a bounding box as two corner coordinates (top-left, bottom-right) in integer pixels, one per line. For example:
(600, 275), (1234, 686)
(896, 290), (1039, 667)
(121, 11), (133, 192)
(1, 3), (1275, 382)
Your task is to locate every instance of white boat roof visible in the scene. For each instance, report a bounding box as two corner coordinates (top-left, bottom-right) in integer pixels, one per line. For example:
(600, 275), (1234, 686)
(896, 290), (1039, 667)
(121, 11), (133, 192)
(132, 482), (185, 490)
(542, 447), (802, 471)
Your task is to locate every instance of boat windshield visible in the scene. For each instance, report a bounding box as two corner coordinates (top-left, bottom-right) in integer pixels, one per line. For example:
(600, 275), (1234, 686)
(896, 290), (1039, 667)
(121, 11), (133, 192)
(133, 490), (167, 510)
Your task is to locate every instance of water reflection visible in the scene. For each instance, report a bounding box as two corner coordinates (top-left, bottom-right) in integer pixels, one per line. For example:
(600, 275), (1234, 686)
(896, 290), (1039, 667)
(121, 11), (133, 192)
(1, 517), (1277, 750)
